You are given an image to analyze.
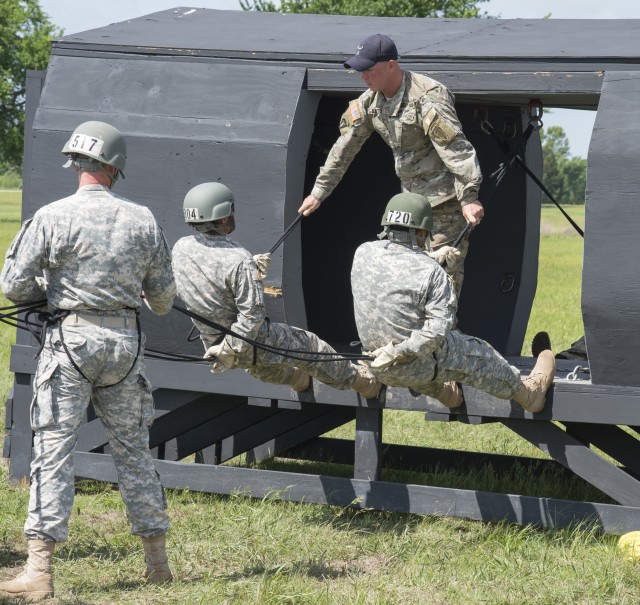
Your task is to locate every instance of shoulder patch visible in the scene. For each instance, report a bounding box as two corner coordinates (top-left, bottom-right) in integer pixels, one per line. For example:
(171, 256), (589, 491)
(339, 100), (366, 134)
(424, 108), (460, 146)
(348, 100), (364, 122)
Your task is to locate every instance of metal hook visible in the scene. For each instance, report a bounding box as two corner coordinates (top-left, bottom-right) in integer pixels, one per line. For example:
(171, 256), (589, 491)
(527, 99), (544, 130)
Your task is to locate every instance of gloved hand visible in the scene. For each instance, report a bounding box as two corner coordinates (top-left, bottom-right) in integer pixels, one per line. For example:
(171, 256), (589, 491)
(369, 342), (405, 370)
(252, 253), (271, 278)
(203, 338), (238, 374)
(428, 246), (463, 271)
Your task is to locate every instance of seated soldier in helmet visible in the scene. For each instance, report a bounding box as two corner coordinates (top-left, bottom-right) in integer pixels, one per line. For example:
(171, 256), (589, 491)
(172, 182), (381, 398)
(350, 192), (555, 412)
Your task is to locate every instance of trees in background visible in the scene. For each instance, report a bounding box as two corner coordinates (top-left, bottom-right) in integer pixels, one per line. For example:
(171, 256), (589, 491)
(0, 0), (61, 174)
(240, 0), (489, 18)
(0, 0), (587, 201)
(540, 126), (587, 205)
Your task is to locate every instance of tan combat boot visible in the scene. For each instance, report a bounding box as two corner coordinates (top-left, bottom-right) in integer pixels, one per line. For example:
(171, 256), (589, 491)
(288, 367), (311, 392)
(513, 349), (556, 413)
(141, 534), (173, 583)
(352, 367), (382, 399)
(0, 539), (55, 602)
(435, 381), (464, 408)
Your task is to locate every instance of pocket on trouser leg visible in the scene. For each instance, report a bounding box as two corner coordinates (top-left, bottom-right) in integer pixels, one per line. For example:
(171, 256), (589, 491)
(440, 333), (519, 399)
(137, 374), (155, 429)
(30, 359), (60, 430)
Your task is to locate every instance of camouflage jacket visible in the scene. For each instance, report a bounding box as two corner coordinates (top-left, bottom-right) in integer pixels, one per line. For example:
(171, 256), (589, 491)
(351, 239), (458, 359)
(0, 185), (175, 314)
(172, 232), (265, 354)
(312, 71), (482, 207)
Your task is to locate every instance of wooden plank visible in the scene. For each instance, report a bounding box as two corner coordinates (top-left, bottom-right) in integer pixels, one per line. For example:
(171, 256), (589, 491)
(245, 407), (355, 464)
(195, 445), (220, 465)
(503, 419), (640, 507)
(354, 408), (383, 481)
(218, 403), (348, 463)
(50, 11), (640, 68)
(7, 374), (34, 482)
(3, 386), (14, 460)
(414, 381), (640, 425)
(306, 69), (603, 107)
(73, 452), (640, 535)
(149, 394), (245, 449)
(282, 437), (572, 477)
(563, 423), (640, 477)
(165, 405), (279, 461)
(76, 418), (108, 452)
(583, 71), (640, 386)
(76, 390), (224, 452)
(10, 345), (640, 423)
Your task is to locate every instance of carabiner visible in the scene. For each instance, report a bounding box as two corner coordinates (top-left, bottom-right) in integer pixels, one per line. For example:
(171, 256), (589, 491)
(474, 106), (493, 134)
(527, 99), (544, 130)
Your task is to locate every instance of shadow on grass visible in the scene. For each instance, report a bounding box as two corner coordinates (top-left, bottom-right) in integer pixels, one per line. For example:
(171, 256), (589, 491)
(253, 455), (613, 504)
(224, 557), (352, 582)
(0, 547), (26, 569)
(56, 540), (134, 564)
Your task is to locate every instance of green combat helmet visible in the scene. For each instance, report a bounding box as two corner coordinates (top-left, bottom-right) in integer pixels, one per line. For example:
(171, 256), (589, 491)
(380, 192), (432, 247)
(61, 121), (127, 181)
(183, 182), (236, 234)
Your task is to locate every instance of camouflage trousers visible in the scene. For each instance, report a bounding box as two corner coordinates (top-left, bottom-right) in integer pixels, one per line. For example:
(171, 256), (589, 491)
(369, 330), (521, 400)
(25, 315), (169, 543)
(401, 186), (469, 298)
(430, 198), (469, 299)
(202, 322), (358, 390)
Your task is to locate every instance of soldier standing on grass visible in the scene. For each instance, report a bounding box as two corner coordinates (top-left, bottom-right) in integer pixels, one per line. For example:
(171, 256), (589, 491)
(300, 33), (485, 297)
(351, 192), (555, 412)
(0, 121), (175, 602)
(172, 181), (381, 399)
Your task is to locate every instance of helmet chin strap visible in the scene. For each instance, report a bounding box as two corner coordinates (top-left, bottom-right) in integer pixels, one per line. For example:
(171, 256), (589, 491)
(193, 215), (236, 235)
(379, 227), (423, 250)
(64, 156), (122, 185)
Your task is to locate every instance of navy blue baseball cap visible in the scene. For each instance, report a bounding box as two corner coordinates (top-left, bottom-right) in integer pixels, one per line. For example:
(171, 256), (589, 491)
(344, 34), (398, 71)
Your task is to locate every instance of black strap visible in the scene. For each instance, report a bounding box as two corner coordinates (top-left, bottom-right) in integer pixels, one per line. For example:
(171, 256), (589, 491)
(476, 104), (584, 239)
(269, 214), (303, 254)
(54, 311), (142, 388)
(452, 120), (538, 248)
(174, 304), (372, 363)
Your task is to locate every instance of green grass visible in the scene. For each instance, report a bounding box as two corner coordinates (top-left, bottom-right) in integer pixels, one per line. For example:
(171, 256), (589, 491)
(0, 191), (20, 439)
(523, 204), (585, 355)
(2, 194), (639, 604)
(0, 171), (22, 189)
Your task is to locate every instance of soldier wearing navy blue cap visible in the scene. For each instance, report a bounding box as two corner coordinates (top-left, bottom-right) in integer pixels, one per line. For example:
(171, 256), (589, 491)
(299, 33), (484, 298)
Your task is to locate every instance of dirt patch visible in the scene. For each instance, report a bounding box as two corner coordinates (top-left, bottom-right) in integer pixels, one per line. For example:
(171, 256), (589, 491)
(355, 553), (390, 574)
(540, 220), (581, 236)
(316, 554), (390, 579)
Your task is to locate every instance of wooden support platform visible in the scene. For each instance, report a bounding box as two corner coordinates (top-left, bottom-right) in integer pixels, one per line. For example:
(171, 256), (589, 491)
(7, 344), (640, 534)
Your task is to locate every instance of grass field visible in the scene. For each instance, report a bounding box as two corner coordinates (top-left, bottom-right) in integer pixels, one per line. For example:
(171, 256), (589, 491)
(524, 204), (585, 356)
(0, 191), (20, 439)
(1, 193), (639, 605)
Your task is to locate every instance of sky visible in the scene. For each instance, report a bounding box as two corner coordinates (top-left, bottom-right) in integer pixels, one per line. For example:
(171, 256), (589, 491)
(38, 0), (640, 159)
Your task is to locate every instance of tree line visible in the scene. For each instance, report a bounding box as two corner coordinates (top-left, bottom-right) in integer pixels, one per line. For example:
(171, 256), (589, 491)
(1, 0), (587, 203)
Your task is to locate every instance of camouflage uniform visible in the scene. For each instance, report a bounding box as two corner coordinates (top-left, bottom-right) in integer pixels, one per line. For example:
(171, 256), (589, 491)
(172, 232), (359, 389)
(351, 239), (521, 399)
(0, 184), (175, 542)
(312, 71), (482, 296)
